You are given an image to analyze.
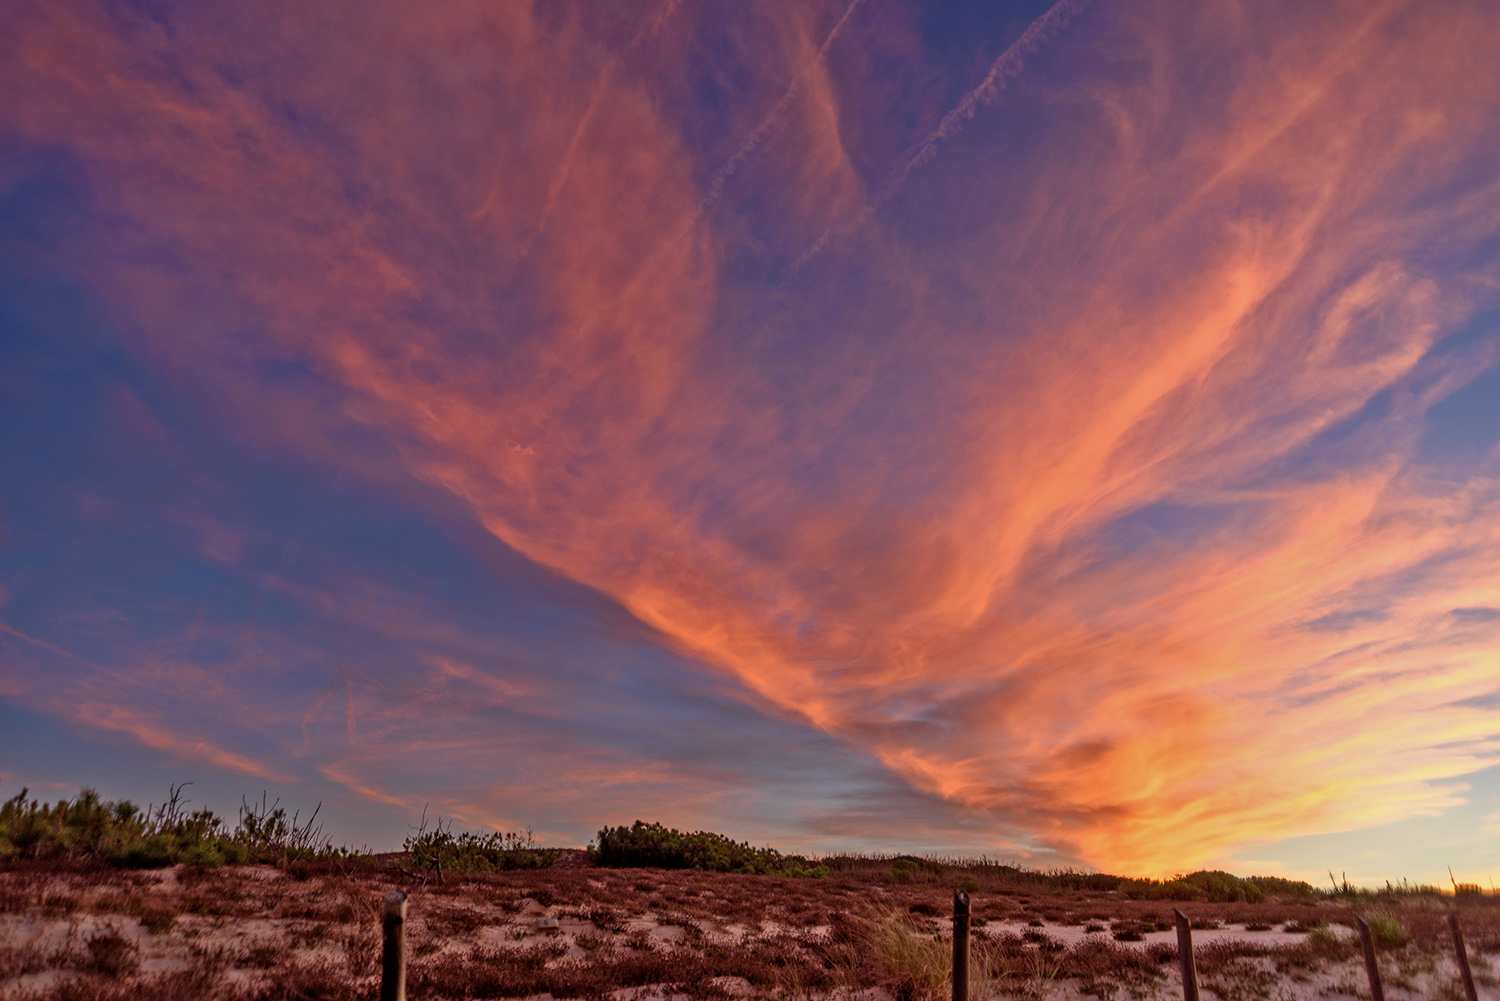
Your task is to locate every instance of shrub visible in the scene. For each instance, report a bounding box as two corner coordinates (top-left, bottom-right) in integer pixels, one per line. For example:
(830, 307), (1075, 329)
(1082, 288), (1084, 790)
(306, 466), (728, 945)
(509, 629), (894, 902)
(1247, 874), (1318, 898)
(1120, 870), (1265, 903)
(404, 816), (559, 875)
(592, 821), (827, 877)
(0, 783), (360, 868)
(889, 856), (946, 881)
(1362, 912), (1408, 948)
(1305, 921), (1339, 945)
(138, 905), (180, 935)
(890, 858), (931, 883)
(85, 929), (140, 979)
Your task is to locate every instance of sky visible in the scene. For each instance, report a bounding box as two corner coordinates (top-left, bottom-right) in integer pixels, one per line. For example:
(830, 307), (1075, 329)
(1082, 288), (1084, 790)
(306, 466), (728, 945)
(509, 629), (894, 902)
(2, 0), (1498, 885)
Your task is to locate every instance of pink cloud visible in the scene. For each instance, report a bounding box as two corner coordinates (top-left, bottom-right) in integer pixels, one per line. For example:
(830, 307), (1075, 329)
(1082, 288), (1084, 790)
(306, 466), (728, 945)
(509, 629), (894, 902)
(3, 0), (1499, 871)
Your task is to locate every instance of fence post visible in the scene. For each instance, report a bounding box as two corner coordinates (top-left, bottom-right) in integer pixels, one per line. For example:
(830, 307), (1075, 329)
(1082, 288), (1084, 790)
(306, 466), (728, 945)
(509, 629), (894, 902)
(952, 890), (970, 1001)
(381, 890), (408, 1001)
(1449, 913), (1479, 1001)
(1174, 909), (1199, 1001)
(1355, 917), (1385, 1001)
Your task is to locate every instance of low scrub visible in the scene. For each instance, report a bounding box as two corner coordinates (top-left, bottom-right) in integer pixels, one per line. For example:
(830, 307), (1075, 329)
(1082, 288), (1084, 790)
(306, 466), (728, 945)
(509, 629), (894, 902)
(591, 821), (828, 877)
(1362, 911), (1409, 948)
(1120, 869), (1303, 903)
(0, 785), (352, 868)
(1247, 874), (1318, 897)
(891, 856), (946, 881)
(404, 816), (558, 874)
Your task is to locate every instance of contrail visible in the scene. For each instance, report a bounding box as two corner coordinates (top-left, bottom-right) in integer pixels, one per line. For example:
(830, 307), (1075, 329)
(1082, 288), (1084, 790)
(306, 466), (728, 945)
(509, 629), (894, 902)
(531, 73), (612, 232)
(0, 620), (101, 668)
(532, 0), (688, 236)
(793, 0), (1090, 271)
(875, 0), (1088, 203)
(698, 0), (870, 216)
(474, 0), (687, 249)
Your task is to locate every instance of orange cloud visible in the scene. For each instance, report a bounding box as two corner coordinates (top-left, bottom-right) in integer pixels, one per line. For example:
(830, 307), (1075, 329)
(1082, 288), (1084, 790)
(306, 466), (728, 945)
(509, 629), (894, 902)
(4, 0), (1499, 872)
(74, 704), (295, 784)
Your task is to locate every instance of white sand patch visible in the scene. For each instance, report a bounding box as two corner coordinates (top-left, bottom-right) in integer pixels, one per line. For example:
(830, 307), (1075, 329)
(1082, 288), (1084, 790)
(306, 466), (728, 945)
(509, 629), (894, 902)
(976, 918), (1315, 949)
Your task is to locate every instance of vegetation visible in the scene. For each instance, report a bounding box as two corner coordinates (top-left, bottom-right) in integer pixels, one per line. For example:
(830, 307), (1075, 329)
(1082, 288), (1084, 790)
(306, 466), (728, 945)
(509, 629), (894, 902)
(1362, 911), (1409, 948)
(0, 778), (1485, 916)
(591, 820), (828, 877)
(890, 856), (946, 881)
(1304, 920), (1339, 945)
(403, 813), (559, 875)
(1247, 874), (1319, 897)
(0, 785), (351, 868)
(2, 822), (1497, 1001)
(1118, 869), (1315, 903)
(857, 905), (952, 1000)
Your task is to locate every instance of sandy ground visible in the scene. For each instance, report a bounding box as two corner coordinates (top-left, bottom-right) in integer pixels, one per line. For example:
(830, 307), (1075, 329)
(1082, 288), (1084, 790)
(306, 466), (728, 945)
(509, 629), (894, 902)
(1, 862), (1496, 1000)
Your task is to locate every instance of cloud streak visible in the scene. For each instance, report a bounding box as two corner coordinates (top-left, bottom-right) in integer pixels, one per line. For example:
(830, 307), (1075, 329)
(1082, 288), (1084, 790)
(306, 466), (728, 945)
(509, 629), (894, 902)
(699, 0), (869, 214)
(3, 0), (1499, 873)
(796, 0), (1089, 267)
(878, 0), (1089, 201)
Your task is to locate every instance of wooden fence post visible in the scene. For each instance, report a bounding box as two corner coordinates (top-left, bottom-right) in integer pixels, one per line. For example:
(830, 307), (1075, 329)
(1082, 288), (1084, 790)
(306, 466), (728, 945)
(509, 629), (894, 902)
(1355, 917), (1385, 1001)
(1174, 910), (1200, 1001)
(952, 890), (970, 1001)
(382, 890), (408, 1001)
(1449, 913), (1479, 1001)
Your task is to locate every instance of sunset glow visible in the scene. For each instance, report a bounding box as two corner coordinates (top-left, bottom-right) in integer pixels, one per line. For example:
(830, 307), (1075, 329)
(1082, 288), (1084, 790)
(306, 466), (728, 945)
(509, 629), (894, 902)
(3, 0), (1499, 880)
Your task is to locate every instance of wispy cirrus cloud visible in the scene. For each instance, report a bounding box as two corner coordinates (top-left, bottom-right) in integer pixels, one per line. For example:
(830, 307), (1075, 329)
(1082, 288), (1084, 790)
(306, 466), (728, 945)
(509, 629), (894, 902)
(699, 0), (870, 214)
(2, 0), (1499, 874)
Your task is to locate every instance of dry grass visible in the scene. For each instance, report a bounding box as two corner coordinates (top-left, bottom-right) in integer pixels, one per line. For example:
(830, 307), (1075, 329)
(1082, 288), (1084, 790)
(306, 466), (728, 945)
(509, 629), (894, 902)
(1, 859), (1497, 999)
(858, 905), (951, 1000)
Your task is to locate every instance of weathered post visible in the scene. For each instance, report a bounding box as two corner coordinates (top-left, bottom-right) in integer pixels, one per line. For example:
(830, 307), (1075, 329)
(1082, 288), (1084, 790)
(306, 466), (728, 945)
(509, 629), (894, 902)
(1449, 913), (1479, 1001)
(1174, 909), (1200, 1001)
(1355, 917), (1385, 1001)
(381, 890), (408, 1001)
(952, 890), (970, 1001)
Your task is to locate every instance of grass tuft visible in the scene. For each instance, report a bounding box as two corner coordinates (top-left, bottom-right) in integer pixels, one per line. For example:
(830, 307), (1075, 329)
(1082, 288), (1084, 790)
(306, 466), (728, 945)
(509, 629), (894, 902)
(1363, 911), (1409, 948)
(857, 904), (951, 1001)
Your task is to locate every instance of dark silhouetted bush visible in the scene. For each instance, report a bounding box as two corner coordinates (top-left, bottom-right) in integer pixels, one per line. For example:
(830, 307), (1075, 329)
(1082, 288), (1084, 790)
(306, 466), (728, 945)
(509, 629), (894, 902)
(403, 815), (558, 874)
(0, 784), (356, 868)
(1119, 870), (1269, 903)
(1247, 874), (1319, 898)
(592, 821), (827, 877)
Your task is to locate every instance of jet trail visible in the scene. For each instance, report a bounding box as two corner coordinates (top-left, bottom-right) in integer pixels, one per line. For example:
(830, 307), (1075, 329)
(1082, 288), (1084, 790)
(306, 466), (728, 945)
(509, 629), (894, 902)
(793, 0), (1090, 271)
(474, 0), (687, 254)
(698, 0), (869, 216)
(874, 0), (1089, 204)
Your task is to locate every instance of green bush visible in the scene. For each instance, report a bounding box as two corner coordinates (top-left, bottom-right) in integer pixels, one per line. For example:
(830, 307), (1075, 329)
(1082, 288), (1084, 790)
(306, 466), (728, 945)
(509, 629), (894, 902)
(1120, 870), (1265, 903)
(404, 818), (558, 874)
(0, 784), (352, 868)
(1305, 921), (1339, 945)
(591, 821), (827, 877)
(1363, 912), (1409, 948)
(1246, 874), (1318, 898)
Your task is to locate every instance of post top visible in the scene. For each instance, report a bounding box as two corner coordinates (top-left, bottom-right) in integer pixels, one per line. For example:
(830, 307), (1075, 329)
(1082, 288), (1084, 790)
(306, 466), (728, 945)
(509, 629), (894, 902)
(383, 889), (409, 919)
(953, 889), (970, 913)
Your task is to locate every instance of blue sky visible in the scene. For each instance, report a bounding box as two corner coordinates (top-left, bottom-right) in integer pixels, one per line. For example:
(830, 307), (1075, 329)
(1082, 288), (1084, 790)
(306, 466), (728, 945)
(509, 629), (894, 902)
(3, 0), (1499, 883)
